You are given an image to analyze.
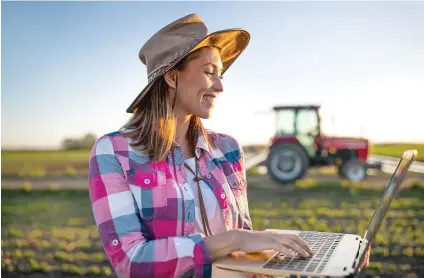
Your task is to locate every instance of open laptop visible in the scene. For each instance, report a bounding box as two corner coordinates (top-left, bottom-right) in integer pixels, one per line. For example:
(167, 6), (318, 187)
(214, 149), (418, 278)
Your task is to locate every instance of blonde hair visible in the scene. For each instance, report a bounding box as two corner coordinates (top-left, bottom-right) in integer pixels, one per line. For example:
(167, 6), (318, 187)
(121, 47), (216, 161)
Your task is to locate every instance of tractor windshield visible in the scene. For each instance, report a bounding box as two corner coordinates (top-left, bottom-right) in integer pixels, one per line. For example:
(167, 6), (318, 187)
(275, 108), (319, 136)
(296, 109), (319, 136)
(276, 109), (296, 136)
(274, 107), (320, 157)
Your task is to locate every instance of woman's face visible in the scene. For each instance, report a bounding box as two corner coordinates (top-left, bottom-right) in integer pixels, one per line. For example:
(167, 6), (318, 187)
(169, 47), (224, 119)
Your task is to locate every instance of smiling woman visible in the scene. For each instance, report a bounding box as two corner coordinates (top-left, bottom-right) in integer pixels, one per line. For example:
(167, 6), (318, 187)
(88, 13), (312, 278)
(121, 45), (224, 162)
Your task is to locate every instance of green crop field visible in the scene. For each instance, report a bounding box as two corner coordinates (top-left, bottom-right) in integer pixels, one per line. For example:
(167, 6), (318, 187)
(2, 143), (423, 179)
(372, 143), (424, 162)
(1, 150), (90, 178)
(2, 177), (424, 278)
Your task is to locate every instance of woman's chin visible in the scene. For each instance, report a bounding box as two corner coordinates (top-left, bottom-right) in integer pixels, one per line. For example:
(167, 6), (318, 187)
(196, 108), (214, 119)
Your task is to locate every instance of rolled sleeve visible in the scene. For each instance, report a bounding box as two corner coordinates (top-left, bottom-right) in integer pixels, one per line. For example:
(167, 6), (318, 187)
(88, 136), (213, 278)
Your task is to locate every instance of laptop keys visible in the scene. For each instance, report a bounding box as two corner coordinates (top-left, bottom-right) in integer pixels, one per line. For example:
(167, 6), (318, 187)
(263, 232), (344, 273)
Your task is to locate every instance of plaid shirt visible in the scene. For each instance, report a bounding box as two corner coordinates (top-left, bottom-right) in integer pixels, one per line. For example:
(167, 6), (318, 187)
(88, 130), (253, 278)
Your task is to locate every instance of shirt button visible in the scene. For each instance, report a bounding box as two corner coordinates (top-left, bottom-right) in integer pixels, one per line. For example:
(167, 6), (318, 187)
(206, 174), (211, 178)
(220, 193), (226, 199)
(144, 178), (150, 184)
(112, 239), (119, 246)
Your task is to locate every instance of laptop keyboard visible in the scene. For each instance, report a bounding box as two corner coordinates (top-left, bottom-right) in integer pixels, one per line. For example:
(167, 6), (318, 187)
(263, 231), (344, 273)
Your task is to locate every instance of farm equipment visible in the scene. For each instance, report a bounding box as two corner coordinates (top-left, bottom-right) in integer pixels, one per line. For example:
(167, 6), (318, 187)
(266, 105), (382, 184)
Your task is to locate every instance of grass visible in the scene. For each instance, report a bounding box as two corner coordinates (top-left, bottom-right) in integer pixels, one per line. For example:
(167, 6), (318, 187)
(2, 178), (424, 277)
(372, 143), (424, 161)
(1, 150), (90, 161)
(1, 149), (90, 178)
(1, 189), (113, 277)
(2, 143), (422, 179)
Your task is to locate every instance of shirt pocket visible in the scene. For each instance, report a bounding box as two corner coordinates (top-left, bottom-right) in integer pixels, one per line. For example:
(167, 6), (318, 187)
(126, 169), (168, 222)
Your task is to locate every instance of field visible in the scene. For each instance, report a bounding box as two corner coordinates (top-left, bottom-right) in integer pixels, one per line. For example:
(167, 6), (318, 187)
(371, 143), (424, 162)
(2, 143), (423, 179)
(1, 143), (423, 277)
(2, 173), (424, 278)
(1, 150), (89, 178)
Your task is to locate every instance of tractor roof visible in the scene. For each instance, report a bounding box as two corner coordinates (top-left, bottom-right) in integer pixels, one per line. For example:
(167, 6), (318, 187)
(272, 104), (321, 110)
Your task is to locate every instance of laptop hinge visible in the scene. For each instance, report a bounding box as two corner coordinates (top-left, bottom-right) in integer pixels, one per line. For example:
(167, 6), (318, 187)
(351, 237), (368, 270)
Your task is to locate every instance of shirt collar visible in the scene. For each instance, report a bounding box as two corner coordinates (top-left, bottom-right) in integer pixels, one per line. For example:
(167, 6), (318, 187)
(123, 127), (213, 160)
(194, 130), (212, 159)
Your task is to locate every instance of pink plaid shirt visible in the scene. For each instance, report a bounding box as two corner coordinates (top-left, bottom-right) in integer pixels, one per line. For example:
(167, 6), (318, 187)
(88, 129), (253, 278)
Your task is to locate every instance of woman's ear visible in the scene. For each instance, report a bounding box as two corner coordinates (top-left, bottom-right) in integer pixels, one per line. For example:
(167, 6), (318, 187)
(164, 70), (178, 89)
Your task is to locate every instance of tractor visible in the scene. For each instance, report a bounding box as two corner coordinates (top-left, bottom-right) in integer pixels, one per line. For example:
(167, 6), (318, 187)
(266, 105), (382, 184)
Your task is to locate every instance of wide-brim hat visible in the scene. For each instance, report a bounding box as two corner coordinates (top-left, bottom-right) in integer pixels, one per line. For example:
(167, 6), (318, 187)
(126, 13), (250, 113)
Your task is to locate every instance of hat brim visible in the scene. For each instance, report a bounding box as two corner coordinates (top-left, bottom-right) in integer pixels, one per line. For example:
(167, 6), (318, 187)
(126, 29), (250, 113)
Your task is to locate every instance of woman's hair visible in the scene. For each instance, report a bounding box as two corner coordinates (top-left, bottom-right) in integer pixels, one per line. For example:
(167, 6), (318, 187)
(121, 47), (216, 161)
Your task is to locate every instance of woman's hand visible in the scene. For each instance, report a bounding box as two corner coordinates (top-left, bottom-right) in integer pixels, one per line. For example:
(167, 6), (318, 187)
(204, 230), (312, 261)
(358, 245), (371, 272)
(237, 230), (313, 258)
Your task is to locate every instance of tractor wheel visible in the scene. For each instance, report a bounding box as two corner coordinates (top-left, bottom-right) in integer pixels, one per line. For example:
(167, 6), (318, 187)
(340, 159), (367, 182)
(337, 165), (345, 178)
(266, 143), (309, 184)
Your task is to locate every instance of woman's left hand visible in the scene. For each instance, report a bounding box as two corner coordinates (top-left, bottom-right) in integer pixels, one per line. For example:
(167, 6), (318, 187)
(358, 245), (371, 272)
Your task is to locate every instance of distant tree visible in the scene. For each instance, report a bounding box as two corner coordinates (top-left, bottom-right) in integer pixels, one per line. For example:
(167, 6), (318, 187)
(61, 133), (98, 150)
(81, 133), (97, 149)
(62, 138), (79, 150)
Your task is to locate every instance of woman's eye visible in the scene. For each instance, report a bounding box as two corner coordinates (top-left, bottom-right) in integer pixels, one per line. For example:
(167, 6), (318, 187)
(205, 71), (223, 80)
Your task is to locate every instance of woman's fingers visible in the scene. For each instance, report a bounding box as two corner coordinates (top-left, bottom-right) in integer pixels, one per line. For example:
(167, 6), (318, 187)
(284, 234), (312, 255)
(276, 237), (311, 258)
(268, 232), (312, 256)
(288, 234), (313, 255)
(239, 231), (313, 259)
(276, 244), (298, 258)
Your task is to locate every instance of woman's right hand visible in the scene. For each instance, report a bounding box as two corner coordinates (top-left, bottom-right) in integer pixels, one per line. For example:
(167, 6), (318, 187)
(237, 230), (313, 258)
(204, 229), (313, 261)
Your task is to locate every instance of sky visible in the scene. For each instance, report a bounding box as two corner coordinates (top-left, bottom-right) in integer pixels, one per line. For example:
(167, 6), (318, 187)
(2, 1), (424, 149)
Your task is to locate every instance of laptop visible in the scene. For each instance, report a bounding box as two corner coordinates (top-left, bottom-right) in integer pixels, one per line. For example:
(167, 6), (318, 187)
(214, 149), (418, 278)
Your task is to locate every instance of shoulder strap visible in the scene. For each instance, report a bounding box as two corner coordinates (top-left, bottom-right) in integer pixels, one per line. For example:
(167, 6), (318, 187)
(184, 157), (212, 236)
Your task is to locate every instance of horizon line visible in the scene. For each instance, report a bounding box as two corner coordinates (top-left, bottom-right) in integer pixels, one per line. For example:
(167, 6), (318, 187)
(2, 140), (424, 151)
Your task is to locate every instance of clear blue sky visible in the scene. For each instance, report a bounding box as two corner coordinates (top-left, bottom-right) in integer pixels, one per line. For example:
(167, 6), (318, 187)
(2, 1), (424, 149)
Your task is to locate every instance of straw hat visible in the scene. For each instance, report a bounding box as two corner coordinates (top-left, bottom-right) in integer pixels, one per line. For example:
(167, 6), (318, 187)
(126, 13), (250, 113)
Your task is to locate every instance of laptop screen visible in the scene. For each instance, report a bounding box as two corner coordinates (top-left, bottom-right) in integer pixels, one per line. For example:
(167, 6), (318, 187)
(364, 150), (416, 243)
(355, 149), (417, 271)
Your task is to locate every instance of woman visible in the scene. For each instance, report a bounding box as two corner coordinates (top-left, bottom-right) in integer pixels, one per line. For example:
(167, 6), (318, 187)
(88, 14), (368, 278)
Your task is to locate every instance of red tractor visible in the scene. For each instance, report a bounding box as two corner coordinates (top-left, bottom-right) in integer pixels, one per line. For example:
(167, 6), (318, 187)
(266, 105), (382, 184)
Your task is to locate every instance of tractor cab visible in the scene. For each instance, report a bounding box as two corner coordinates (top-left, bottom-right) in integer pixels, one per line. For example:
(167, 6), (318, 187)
(266, 104), (381, 184)
(273, 105), (322, 159)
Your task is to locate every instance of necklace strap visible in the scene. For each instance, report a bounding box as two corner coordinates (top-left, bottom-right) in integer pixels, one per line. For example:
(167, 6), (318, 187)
(184, 156), (212, 236)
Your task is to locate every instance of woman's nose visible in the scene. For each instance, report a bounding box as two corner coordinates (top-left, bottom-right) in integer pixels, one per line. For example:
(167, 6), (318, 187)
(214, 77), (224, 93)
